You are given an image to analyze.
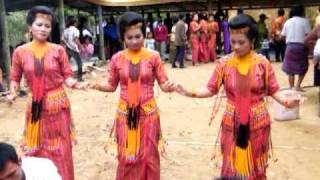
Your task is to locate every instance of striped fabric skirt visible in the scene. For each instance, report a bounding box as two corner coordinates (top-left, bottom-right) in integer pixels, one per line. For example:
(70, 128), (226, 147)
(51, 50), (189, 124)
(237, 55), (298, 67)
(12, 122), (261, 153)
(22, 88), (74, 180)
(115, 98), (161, 180)
(219, 101), (271, 180)
(282, 43), (309, 75)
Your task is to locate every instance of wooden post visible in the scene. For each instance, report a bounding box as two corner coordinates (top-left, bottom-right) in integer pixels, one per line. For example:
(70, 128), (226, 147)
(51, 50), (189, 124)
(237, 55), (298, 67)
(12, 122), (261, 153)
(58, 0), (65, 40)
(97, 5), (106, 61)
(0, 0), (11, 86)
(208, 0), (213, 14)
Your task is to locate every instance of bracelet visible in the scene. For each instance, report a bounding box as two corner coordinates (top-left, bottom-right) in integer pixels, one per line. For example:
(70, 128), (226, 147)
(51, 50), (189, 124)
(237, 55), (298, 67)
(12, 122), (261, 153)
(191, 88), (197, 98)
(283, 100), (289, 108)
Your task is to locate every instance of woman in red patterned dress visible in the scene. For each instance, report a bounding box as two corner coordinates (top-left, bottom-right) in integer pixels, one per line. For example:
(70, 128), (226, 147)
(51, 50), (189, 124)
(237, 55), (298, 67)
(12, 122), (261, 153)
(176, 14), (301, 179)
(7, 6), (87, 180)
(90, 12), (176, 180)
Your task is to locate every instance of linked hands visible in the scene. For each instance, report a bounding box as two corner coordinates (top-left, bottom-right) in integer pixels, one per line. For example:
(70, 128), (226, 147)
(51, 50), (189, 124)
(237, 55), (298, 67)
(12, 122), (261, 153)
(161, 80), (177, 93)
(175, 83), (191, 97)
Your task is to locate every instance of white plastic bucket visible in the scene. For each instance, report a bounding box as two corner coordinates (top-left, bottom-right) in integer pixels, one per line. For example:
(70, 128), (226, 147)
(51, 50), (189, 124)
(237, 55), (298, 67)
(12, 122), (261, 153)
(273, 89), (300, 121)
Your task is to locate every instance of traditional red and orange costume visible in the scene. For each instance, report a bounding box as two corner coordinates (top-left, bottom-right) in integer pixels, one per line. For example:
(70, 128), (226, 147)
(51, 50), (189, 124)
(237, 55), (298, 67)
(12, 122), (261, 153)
(107, 48), (168, 180)
(208, 20), (219, 61)
(207, 51), (279, 179)
(10, 42), (75, 180)
(199, 19), (209, 63)
(190, 20), (201, 65)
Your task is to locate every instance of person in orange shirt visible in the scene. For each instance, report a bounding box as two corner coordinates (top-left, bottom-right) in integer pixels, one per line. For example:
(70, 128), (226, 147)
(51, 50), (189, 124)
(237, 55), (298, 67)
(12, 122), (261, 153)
(208, 14), (219, 62)
(190, 13), (201, 65)
(271, 8), (286, 62)
(199, 14), (209, 63)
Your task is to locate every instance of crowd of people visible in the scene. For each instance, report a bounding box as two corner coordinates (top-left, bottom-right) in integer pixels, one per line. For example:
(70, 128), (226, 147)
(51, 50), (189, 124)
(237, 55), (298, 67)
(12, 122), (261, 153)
(1, 4), (320, 180)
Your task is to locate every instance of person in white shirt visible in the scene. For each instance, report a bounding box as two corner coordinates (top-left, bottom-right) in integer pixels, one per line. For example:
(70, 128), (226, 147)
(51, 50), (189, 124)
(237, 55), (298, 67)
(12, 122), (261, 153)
(62, 16), (83, 81)
(281, 5), (311, 91)
(0, 143), (62, 180)
(144, 32), (155, 50)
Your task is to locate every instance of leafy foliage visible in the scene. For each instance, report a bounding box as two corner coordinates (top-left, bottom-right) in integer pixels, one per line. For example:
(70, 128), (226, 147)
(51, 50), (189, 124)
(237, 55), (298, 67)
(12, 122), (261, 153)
(7, 11), (27, 47)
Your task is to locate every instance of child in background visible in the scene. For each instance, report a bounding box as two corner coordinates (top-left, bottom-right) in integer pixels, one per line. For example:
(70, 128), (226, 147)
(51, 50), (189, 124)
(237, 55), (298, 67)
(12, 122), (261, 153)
(144, 31), (155, 50)
(261, 34), (270, 59)
(80, 35), (94, 61)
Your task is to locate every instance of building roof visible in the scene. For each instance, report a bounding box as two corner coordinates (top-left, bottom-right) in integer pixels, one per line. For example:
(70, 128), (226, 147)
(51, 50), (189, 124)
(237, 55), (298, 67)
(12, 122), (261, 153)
(4, 0), (320, 13)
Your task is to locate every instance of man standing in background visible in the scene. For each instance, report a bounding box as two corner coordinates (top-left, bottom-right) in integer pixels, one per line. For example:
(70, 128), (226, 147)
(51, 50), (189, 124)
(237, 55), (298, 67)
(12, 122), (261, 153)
(172, 13), (187, 68)
(271, 8), (286, 62)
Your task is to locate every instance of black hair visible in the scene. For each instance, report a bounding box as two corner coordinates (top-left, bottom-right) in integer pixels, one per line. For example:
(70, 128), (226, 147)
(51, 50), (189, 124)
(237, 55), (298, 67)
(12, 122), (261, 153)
(26, 6), (54, 26)
(117, 12), (145, 41)
(78, 16), (88, 29)
(237, 8), (244, 15)
(278, 8), (285, 16)
(66, 16), (77, 27)
(172, 16), (179, 24)
(178, 13), (184, 20)
(290, 5), (305, 17)
(229, 14), (258, 43)
(0, 143), (19, 172)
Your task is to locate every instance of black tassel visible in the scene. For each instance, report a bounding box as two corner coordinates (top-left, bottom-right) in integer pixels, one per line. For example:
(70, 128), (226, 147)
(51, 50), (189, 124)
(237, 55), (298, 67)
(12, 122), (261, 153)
(127, 106), (140, 130)
(236, 123), (250, 148)
(31, 99), (43, 123)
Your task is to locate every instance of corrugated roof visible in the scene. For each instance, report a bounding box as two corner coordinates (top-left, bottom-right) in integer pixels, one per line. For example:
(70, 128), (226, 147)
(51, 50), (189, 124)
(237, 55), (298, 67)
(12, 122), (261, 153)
(84, 0), (190, 6)
(3, 0), (320, 13)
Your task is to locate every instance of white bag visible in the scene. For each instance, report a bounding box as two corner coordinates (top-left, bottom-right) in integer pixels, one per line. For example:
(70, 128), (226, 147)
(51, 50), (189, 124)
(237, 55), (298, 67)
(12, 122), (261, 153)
(314, 39), (320, 56)
(273, 90), (300, 121)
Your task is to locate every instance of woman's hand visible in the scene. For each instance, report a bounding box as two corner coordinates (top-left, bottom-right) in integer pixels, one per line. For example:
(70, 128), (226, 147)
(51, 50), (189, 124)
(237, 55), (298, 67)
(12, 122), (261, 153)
(88, 82), (99, 90)
(6, 93), (17, 105)
(285, 95), (303, 108)
(175, 84), (190, 97)
(74, 81), (89, 90)
(161, 80), (177, 93)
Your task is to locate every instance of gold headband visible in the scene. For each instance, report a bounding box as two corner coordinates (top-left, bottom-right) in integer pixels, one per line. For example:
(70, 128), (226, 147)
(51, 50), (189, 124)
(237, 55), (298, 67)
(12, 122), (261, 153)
(36, 13), (52, 21)
(230, 27), (250, 34)
(126, 22), (143, 31)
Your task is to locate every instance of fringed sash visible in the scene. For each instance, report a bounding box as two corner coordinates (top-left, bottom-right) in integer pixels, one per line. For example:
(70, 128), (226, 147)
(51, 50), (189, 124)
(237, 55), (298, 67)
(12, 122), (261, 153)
(116, 98), (158, 164)
(25, 88), (71, 153)
(26, 56), (45, 150)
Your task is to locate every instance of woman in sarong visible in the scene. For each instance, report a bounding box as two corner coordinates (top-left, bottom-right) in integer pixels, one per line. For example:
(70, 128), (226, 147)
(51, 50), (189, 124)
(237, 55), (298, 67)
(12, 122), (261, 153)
(208, 14), (219, 62)
(281, 5), (311, 91)
(7, 6), (87, 180)
(176, 14), (300, 179)
(89, 12), (176, 180)
(190, 13), (201, 65)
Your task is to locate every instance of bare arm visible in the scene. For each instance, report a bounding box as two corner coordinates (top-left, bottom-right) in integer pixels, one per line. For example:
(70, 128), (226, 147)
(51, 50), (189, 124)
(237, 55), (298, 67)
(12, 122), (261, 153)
(64, 77), (88, 90)
(176, 84), (215, 98)
(90, 81), (117, 92)
(271, 91), (300, 108)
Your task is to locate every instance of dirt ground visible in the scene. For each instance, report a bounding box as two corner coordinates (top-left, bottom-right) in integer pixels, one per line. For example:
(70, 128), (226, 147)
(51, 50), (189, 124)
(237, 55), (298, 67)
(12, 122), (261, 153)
(1, 60), (320, 180)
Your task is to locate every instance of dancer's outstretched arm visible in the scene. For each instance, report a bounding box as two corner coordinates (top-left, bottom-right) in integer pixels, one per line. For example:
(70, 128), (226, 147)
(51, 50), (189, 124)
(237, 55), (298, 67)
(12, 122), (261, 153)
(271, 91), (301, 108)
(89, 81), (117, 92)
(176, 84), (214, 98)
